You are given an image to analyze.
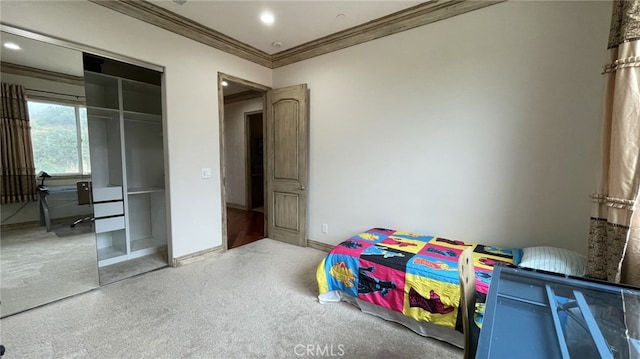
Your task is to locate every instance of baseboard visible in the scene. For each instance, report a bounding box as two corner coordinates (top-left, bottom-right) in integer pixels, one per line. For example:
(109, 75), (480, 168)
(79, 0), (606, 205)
(172, 245), (224, 267)
(226, 202), (247, 210)
(1, 220), (41, 229)
(307, 239), (334, 252)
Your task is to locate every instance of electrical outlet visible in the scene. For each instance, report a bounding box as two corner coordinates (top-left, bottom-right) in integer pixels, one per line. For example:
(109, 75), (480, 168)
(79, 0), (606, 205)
(201, 168), (212, 179)
(322, 224), (329, 233)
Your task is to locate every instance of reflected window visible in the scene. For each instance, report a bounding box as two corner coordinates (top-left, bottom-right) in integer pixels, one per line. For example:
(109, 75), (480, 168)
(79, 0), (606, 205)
(27, 101), (90, 175)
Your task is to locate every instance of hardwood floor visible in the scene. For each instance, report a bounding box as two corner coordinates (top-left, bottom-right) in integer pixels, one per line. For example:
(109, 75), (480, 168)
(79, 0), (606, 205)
(226, 207), (265, 249)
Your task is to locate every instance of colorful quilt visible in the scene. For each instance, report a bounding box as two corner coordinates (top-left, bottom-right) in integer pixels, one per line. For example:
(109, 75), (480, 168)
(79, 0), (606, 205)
(316, 228), (522, 331)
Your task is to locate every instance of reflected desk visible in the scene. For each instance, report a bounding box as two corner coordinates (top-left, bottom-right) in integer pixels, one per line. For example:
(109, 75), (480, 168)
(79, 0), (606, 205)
(477, 266), (640, 359)
(37, 185), (77, 232)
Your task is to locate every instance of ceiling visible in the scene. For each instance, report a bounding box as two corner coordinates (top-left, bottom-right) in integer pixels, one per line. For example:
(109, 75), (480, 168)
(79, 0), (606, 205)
(0, 0), (479, 85)
(223, 81), (252, 96)
(2, 1), (491, 74)
(148, 1), (423, 54)
(0, 1), (424, 77)
(0, 30), (252, 97)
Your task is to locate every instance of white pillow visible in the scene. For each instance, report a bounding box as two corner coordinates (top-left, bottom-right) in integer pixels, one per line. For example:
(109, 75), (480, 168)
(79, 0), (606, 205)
(518, 246), (586, 276)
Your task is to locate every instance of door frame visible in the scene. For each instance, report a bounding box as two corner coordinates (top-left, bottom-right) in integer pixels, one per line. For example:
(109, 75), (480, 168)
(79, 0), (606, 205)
(217, 72), (270, 251)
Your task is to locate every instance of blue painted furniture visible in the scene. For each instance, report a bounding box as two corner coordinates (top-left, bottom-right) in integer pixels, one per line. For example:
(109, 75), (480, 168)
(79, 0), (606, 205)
(477, 265), (640, 359)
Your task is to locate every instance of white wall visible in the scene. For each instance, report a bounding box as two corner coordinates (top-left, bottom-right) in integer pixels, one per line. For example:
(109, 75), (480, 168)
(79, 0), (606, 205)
(223, 97), (263, 207)
(1, 1), (611, 256)
(273, 1), (611, 254)
(0, 1), (272, 258)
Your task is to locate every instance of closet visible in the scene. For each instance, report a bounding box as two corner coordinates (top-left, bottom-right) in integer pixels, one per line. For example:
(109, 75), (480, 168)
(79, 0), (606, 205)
(83, 55), (167, 267)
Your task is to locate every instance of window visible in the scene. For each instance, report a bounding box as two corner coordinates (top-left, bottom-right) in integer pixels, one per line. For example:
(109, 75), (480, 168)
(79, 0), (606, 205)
(27, 101), (90, 175)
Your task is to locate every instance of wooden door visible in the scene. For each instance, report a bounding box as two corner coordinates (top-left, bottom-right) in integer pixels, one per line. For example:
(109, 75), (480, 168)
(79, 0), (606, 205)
(266, 84), (309, 246)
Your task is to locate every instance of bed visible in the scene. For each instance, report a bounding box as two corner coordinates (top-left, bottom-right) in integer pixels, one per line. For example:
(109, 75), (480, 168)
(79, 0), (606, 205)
(316, 227), (523, 346)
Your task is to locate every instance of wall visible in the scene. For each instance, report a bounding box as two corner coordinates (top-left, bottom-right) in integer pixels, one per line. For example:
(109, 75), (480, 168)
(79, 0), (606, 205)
(0, 1), (272, 258)
(273, 1), (611, 253)
(1, 1), (612, 256)
(223, 97), (263, 208)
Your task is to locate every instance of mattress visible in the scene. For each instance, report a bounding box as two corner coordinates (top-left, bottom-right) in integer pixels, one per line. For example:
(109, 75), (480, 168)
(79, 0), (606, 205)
(316, 228), (522, 342)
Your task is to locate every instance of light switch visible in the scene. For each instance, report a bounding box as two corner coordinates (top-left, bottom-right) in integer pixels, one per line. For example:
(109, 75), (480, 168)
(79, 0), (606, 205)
(201, 167), (212, 179)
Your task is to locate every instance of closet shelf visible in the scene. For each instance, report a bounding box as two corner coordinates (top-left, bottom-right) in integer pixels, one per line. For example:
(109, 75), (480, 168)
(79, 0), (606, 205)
(123, 110), (162, 123)
(87, 106), (119, 118)
(131, 236), (166, 252)
(97, 247), (127, 261)
(128, 187), (164, 195)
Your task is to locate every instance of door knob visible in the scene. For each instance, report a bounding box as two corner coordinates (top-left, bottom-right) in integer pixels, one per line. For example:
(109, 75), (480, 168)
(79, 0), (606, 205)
(300, 185), (306, 190)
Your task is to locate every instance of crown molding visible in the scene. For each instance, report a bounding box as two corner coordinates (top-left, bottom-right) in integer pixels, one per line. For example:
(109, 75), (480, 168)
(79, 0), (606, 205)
(88, 0), (272, 68)
(89, 0), (504, 70)
(0, 61), (84, 86)
(272, 0), (505, 68)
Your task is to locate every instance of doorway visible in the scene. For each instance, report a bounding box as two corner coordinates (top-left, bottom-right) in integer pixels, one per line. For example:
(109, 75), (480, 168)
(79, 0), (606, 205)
(226, 110), (265, 249)
(219, 73), (310, 249)
(219, 74), (269, 250)
(246, 111), (264, 212)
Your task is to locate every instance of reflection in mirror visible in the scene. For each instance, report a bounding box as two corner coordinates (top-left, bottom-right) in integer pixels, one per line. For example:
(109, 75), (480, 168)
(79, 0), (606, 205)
(0, 31), (99, 317)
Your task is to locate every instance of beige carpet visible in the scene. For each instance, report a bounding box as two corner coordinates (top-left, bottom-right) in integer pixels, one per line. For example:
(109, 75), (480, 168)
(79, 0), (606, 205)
(0, 238), (462, 358)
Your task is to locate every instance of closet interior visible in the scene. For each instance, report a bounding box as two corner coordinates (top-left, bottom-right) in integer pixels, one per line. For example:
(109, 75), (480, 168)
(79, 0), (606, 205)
(84, 54), (168, 269)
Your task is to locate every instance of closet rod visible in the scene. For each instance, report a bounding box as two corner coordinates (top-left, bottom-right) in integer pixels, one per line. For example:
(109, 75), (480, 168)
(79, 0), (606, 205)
(26, 88), (85, 99)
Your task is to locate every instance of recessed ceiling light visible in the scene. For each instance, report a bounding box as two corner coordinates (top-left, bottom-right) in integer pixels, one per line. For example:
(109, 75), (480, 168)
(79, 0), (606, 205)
(336, 14), (346, 20)
(173, 0), (187, 5)
(272, 41), (283, 48)
(221, 81), (229, 87)
(260, 12), (275, 25)
(4, 42), (21, 50)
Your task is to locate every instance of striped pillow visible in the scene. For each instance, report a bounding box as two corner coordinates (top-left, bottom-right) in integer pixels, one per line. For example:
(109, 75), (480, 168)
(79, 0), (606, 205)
(518, 246), (586, 276)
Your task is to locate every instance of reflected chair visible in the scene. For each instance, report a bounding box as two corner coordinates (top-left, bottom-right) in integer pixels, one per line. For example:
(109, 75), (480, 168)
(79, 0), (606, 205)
(37, 171), (53, 231)
(459, 247), (479, 359)
(71, 181), (93, 227)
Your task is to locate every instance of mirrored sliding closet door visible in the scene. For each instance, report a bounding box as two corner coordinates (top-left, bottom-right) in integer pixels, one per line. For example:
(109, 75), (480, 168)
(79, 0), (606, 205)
(1, 26), (171, 316)
(0, 30), (100, 317)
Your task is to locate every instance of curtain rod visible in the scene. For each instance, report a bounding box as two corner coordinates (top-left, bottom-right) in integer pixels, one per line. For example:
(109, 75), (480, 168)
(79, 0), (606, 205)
(25, 88), (85, 99)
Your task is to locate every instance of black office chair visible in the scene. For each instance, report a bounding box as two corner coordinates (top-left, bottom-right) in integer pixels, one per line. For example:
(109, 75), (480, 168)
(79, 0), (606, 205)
(71, 181), (94, 228)
(38, 171), (51, 187)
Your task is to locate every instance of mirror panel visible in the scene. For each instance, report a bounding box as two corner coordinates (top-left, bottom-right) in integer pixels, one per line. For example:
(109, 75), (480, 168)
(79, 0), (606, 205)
(0, 31), (100, 317)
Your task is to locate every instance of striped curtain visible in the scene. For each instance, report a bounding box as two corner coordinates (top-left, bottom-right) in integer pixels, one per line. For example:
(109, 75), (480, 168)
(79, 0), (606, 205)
(0, 82), (37, 204)
(586, 0), (640, 285)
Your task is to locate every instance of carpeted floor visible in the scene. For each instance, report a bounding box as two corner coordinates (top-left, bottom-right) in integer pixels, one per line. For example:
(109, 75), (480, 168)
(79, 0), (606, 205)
(0, 238), (463, 358)
(0, 224), (100, 317)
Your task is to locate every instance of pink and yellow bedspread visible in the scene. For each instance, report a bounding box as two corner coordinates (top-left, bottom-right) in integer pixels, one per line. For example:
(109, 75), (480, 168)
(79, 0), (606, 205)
(316, 228), (522, 330)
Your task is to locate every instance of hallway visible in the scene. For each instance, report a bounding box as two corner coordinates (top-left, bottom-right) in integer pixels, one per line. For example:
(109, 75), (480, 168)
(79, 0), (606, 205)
(226, 207), (264, 249)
